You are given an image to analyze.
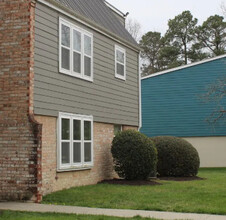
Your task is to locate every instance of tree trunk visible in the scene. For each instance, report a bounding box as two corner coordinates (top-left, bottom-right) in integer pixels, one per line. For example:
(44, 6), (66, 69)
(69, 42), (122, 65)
(184, 43), (188, 64)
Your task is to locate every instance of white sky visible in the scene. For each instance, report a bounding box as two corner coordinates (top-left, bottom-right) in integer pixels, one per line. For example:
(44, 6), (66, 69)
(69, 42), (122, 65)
(107, 0), (226, 35)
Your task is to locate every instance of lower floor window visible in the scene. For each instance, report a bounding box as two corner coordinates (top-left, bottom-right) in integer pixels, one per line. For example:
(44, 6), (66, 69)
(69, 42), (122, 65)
(114, 124), (122, 136)
(58, 112), (93, 170)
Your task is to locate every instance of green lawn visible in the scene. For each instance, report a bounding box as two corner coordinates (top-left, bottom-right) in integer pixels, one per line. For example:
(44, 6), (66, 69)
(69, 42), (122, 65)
(43, 168), (226, 215)
(0, 211), (157, 220)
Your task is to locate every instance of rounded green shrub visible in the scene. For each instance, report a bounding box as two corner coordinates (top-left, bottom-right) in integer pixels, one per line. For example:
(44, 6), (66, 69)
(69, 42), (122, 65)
(151, 136), (200, 177)
(111, 130), (157, 180)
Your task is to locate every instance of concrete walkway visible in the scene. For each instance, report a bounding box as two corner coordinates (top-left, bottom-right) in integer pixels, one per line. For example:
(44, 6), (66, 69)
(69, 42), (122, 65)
(0, 202), (226, 220)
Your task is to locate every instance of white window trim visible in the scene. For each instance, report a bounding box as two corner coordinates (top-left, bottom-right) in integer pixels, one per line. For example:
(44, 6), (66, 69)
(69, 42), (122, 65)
(115, 45), (126, 81)
(59, 18), (93, 82)
(57, 112), (94, 171)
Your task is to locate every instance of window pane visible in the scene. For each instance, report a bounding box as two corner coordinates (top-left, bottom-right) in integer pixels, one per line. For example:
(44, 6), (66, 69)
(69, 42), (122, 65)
(73, 142), (81, 163)
(114, 125), (122, 136)
(73, 30), (81, 52)
(84, 56), (91, 77)
(84, 142), (91, 162)
(62, 142), (70, 164)
(61, 24), (70, 47)
(117, 63), (124, 76)
(84, 121), (91, 140)
(73, 120), (81, 140)
(73, 52), (81, 73)
(84, 35), (91, 56)
(62, 118), (70, 140)
(116, 50), (124, 63)
(61, 47), (70, 70)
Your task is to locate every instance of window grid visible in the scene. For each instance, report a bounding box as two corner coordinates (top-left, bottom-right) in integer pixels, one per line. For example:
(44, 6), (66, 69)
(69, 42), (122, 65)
(58, 113), (93, 171)
(115, 45), (126, 80)
(59, 18), (93, 82)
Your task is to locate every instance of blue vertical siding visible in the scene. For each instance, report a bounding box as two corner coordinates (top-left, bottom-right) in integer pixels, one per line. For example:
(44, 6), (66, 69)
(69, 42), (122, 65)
(140, 57), (226, 137)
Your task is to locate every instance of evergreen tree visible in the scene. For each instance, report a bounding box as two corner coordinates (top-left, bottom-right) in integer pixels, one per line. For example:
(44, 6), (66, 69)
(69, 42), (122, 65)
(195, 15), (226, 56)
(166, 11), (198, 64)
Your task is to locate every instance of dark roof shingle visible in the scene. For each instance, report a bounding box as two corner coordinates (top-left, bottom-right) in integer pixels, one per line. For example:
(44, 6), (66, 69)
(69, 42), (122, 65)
(54, 0), (138, 46)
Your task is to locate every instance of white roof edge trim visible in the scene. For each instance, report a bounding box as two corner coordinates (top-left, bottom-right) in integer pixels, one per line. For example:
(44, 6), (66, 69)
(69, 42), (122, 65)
(104, 0), (126, 18)
(141, 54), (226, 80)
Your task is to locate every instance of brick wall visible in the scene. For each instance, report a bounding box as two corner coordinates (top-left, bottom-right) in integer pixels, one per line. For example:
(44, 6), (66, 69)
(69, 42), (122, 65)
(0, 0), (42, 201)
(123, 126), (138, 131)
(0, 0), (139, 201)
(35, 115), (138, 195)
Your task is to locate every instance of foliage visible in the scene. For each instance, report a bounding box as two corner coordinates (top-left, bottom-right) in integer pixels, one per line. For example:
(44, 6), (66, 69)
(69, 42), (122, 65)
(140, 31), (165, 75)
(200, 76), (226, 124)
(157, 42), (182, 69)
(43, 168), (226, 215)
(139, 32), (180, 76)
(151, 136), (200, 177)
(188, 42), (209, 62)
(195, 15), (226, 56)
(140, 10), (226, 76)
(166, 10), (198, 65)
(111, 130), (157, 180)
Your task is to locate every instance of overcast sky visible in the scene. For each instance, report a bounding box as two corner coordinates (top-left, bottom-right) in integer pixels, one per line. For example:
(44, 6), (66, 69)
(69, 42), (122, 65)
(107, 0), (226, 36)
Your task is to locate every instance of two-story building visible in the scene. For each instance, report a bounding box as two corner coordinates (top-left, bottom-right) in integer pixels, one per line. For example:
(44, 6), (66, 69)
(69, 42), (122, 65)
(0, 0), (140, 202)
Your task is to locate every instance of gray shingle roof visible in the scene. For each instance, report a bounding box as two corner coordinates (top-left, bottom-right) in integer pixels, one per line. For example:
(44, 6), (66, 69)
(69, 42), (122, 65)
(53, 0), (138, 46)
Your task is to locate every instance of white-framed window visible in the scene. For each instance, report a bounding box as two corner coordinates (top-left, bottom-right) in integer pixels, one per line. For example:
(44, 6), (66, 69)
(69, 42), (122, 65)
(58, 112), (93, 171)
(115, 45), (126, 80)
(59, 18), (93, 82)
(114, 124), (122, 136)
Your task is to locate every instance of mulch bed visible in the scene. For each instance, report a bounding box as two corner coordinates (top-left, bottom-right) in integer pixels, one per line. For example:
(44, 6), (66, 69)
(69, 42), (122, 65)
(98, 176), (204, 186)
(99, 178), (162, 186)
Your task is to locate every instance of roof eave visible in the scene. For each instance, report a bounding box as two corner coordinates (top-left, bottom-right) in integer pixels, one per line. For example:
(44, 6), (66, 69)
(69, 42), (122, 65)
(141, 54), (226, 80)
(37, 0), (141, 52)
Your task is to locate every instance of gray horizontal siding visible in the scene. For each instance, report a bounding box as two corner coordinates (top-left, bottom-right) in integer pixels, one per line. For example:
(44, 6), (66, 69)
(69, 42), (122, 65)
(34, 2), (139, 126)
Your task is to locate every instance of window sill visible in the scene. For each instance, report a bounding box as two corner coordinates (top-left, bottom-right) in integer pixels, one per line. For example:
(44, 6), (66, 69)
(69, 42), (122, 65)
(115, 75), (126, 81)
(59, 69), (93, 83)
(57, 166), (93, 173)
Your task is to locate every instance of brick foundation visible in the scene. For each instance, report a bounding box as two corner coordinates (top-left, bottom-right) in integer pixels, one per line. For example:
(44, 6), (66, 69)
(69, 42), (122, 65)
(0, 0), (42, 201)
(35, 115), (137, 195)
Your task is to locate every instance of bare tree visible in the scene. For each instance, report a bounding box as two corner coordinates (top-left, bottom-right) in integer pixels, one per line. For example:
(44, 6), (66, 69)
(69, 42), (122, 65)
(201, 77), (226, 124)
(220, 1), (226, 18)
(126, 18), (142, 42)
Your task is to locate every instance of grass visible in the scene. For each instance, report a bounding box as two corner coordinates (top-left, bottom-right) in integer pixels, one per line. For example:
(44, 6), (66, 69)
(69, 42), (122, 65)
(0, 211), (158, 220)
(43, 168), (226, 215)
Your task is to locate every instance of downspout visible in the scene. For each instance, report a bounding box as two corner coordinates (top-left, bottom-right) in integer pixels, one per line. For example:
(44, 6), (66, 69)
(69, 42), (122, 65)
(138, 52), (142, 131)
(28, 0), (43, 203)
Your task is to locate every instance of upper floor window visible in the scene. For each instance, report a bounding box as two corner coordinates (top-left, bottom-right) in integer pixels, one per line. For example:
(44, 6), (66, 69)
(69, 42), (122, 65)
(59, 18), (93, 82)
(115, 45), (126, 80)
(58, 112), (93, 171)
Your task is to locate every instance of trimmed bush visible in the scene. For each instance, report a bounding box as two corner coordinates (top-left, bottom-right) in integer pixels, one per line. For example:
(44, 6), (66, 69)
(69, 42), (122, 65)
(111, 130), (157, 180)
(151, 136), (200, 177)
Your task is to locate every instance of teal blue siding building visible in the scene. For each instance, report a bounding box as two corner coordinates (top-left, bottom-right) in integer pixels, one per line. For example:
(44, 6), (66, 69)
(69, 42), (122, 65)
(141, 55), (226, 137)
(140, 55), (226, 167)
